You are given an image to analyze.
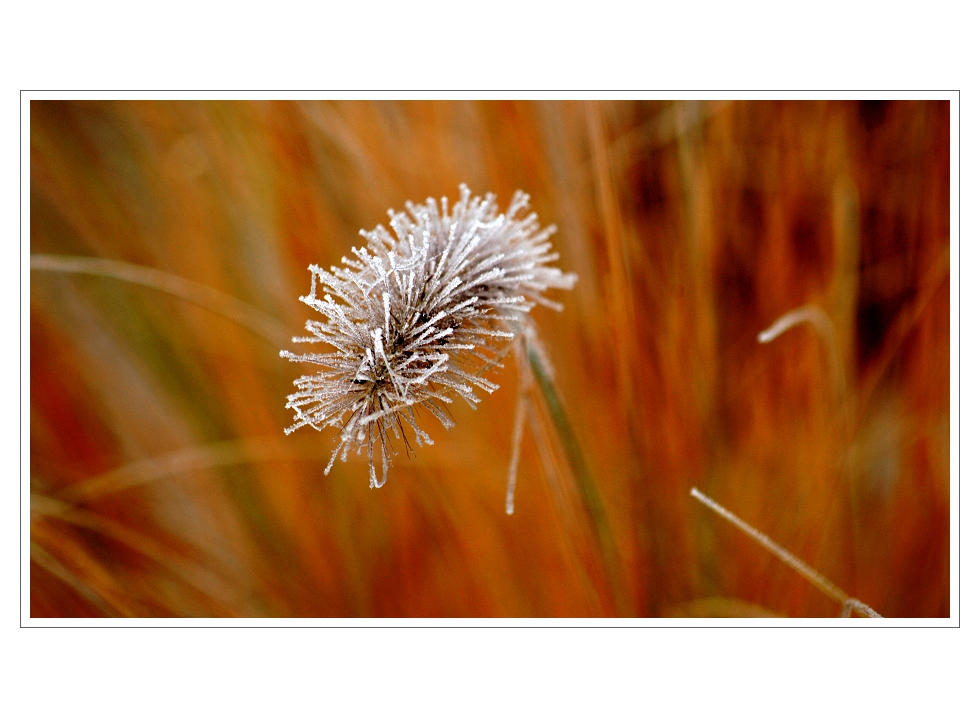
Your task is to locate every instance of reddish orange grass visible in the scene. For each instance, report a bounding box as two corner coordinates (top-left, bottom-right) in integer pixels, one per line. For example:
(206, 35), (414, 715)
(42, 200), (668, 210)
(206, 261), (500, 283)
(30, 100), (950, 617)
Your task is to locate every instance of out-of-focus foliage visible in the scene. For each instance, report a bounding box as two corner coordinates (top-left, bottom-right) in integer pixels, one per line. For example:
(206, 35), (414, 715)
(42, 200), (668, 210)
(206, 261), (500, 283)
(30, 100), (950, 617)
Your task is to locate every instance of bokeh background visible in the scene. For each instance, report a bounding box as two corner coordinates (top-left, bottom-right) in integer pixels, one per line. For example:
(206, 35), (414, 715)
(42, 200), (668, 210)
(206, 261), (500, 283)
(29, 100), (950, 618)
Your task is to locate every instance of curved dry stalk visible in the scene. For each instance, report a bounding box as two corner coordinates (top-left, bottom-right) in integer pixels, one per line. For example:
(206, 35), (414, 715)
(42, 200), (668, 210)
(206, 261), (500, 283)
(757, 304), (839, 386)
(59, 436), (327, 503)
(690, 487), (881, 618)
(30, 254), (291, 346)
(758, 303), (869, 590)
(757, 304), (837, 346)
(758, 304), (849, 410)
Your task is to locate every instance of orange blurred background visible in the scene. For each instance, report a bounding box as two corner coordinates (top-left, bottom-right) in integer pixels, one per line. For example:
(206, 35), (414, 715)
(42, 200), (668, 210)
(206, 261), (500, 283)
(29, 100), (950, 617)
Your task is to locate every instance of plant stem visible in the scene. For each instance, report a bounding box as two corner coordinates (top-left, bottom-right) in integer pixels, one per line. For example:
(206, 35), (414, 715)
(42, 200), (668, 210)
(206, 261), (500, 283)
(690, 487), (881, 618)
(527, 345), (628, 616)
(31, 254), (291, 346)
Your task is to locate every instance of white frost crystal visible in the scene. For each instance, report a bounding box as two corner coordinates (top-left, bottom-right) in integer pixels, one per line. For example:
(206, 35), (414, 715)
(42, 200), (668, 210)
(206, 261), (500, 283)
(281, 185), (576, 487)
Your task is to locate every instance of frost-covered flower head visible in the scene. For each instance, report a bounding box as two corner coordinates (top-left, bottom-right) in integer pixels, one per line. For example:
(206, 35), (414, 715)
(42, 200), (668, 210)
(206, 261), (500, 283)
(280, 185), (576, 487)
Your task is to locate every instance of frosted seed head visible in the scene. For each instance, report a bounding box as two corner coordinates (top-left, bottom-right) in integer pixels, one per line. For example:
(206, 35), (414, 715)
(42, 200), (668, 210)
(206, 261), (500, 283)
(281, 186), (576, 486)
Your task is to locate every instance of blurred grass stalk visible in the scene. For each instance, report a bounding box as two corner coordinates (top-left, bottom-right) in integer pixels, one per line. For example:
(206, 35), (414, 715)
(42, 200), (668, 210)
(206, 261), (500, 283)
(527, 344), (628, 615)
(30, 253), (291, 345)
